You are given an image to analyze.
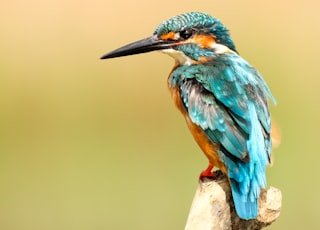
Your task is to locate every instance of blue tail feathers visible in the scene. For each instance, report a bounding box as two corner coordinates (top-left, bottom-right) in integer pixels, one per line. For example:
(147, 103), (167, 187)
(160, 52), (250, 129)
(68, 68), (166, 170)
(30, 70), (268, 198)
(221, 103), (269, 220)
(230, 177), (260, 220)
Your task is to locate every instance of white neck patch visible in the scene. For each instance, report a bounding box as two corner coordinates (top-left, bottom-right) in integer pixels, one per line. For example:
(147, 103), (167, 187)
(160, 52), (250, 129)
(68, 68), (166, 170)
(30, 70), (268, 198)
(210, 43), (233, 54)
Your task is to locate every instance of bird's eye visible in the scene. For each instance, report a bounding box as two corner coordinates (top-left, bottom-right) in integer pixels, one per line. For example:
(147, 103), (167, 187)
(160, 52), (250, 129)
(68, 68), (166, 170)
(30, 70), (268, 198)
(179, 29), (193, 40)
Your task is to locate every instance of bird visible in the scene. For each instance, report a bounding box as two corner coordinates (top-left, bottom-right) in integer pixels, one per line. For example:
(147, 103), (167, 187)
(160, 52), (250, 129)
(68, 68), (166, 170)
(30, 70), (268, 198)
(101, 12), (276, 220)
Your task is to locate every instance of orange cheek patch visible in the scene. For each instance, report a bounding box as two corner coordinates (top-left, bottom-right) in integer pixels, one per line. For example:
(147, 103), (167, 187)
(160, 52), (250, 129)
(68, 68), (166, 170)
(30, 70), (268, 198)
(190, 35), (216, 48)
(160, 32), (176, 40)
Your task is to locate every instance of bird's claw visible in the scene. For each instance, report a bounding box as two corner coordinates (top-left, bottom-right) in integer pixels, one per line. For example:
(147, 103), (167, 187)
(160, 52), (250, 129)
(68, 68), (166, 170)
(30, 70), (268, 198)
(199, 163), (216, 181)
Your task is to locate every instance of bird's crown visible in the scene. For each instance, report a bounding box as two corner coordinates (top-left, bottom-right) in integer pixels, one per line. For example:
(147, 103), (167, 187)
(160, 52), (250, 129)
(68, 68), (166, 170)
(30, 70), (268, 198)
(154, 12), (236, 53)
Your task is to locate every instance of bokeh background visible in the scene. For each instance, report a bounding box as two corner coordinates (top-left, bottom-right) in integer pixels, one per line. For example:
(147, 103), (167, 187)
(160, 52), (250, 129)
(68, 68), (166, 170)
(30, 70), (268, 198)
(1, 0), (319, 229)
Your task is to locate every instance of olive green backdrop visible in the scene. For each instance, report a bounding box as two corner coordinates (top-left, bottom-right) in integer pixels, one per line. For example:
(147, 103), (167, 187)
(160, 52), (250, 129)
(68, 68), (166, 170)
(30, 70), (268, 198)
(1, 0), (318, 229)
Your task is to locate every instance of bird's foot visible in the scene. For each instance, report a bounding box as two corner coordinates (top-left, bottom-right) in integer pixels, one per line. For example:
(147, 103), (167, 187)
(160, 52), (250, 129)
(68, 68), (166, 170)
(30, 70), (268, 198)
(199, 163), (216, 181)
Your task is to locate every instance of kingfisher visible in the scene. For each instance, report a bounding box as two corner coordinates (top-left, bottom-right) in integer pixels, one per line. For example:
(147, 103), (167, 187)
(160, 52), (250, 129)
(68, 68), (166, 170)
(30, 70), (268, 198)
(101, 12), (276, 220)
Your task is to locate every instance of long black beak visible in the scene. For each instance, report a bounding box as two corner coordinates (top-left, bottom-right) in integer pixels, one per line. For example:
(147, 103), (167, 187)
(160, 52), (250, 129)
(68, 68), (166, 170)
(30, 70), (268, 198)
(100, 36), (177, 59)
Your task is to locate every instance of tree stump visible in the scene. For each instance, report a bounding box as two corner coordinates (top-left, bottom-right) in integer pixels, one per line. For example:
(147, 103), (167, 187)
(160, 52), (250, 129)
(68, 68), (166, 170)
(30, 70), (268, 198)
(185, 171), (281, 230)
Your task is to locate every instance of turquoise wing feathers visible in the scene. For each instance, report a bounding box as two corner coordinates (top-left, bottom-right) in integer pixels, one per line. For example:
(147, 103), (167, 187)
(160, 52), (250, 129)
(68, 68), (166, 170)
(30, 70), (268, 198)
(169, 52), (275, 219)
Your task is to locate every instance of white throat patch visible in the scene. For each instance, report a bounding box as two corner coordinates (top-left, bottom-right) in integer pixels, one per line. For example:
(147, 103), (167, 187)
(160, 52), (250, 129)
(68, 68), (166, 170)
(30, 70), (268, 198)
(160, 49), (193, 66)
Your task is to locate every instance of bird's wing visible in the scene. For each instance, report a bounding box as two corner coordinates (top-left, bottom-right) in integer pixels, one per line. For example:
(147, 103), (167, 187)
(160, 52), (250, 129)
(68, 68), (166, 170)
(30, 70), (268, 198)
(172, 52), (275, 162)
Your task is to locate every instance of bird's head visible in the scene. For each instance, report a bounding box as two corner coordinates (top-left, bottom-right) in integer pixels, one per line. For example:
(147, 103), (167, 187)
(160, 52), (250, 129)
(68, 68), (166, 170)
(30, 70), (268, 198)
(101, 12), (237, 65)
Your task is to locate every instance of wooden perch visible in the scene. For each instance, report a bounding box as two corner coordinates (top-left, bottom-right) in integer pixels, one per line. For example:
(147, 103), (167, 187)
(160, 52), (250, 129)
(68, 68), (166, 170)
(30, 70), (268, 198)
(185, 171), (282, 230)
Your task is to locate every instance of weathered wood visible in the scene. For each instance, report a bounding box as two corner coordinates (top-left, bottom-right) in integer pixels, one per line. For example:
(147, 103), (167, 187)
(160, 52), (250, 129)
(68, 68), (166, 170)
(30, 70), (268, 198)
(185, 171), (281, 230)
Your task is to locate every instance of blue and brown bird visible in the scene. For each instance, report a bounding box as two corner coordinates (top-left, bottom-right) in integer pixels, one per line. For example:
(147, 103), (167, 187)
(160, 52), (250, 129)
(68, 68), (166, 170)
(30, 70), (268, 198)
(101, 12), (276, 220)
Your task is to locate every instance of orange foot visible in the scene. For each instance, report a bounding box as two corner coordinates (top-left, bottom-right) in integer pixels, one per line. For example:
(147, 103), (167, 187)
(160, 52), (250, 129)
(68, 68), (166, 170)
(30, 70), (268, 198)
(199, 163), (216, 181)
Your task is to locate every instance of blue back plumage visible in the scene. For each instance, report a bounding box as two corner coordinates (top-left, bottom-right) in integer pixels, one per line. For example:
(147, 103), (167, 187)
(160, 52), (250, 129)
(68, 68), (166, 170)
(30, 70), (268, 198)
(169, 51), (275, 219)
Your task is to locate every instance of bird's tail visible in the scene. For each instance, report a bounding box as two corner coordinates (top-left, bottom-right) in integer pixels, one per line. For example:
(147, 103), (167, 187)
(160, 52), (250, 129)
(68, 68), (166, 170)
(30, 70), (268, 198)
(227, 103), (269, 220)
(230, 178), (260, 220)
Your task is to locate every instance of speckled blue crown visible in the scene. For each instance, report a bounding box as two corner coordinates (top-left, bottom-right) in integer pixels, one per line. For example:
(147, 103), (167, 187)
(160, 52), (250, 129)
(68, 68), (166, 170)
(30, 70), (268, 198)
(154, 12), (236, 51)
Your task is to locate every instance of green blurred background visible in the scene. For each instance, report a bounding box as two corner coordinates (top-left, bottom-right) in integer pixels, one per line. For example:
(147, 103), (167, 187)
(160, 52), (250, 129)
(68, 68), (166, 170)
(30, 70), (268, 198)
(0, 0), (319, 229)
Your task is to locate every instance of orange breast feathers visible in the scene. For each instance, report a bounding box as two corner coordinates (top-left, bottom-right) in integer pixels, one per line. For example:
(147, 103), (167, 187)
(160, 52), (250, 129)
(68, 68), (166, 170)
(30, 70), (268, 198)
(168, 84), (228, 175)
